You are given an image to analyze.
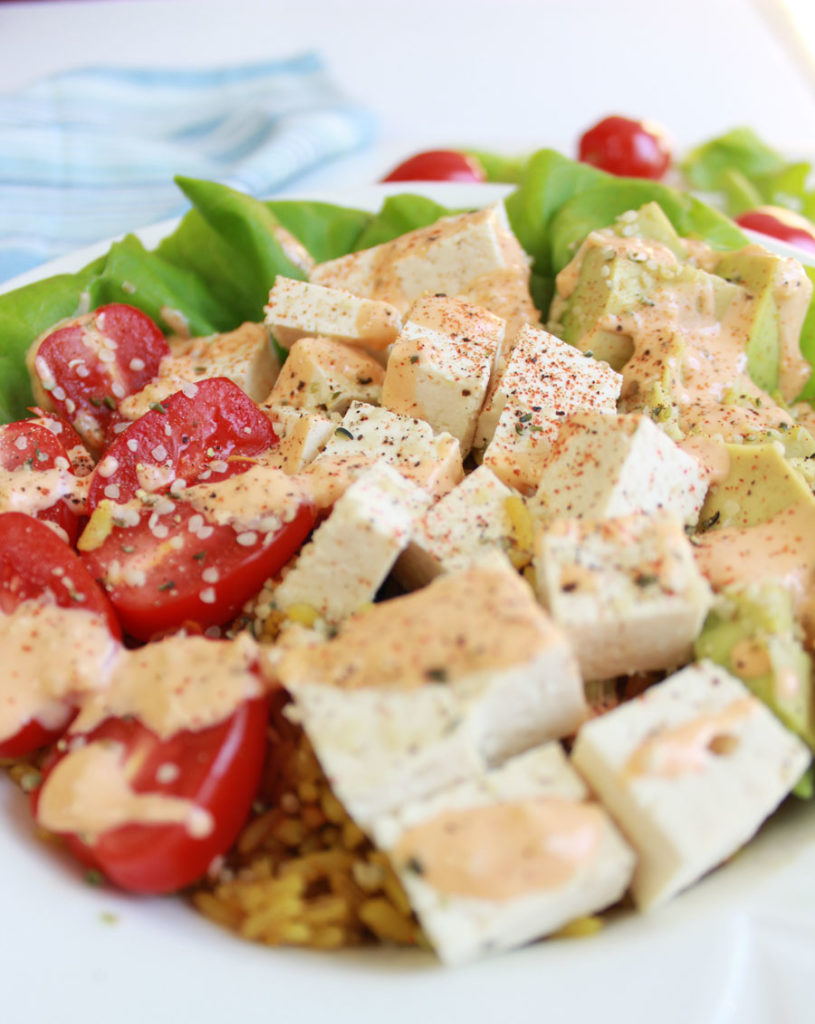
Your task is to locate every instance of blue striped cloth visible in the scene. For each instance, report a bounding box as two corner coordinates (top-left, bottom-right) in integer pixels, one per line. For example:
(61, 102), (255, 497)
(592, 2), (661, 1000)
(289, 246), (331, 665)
(0, 54), (376, 282)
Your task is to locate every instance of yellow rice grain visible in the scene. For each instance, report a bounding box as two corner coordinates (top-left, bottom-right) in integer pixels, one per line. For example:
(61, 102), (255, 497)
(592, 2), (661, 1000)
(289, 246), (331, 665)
(553, 915), (605, 939)
(359, 898), (420, 945)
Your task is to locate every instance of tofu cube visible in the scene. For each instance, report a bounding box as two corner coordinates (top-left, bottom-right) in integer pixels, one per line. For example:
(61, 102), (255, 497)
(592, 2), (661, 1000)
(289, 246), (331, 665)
(119, 322), (279, 420)
(279, 560), (588, 829)
(475, 325), (622, 449)
(310, 204), (536, 323)
(374, 743), (635, 965)
(273, 462), (431, 625)
(381, 295), (504, 456)
(532, 412), (708, 526)
(265, 337), (384, 415)
(396, 465), (533, 589)
(264, 277), (402, 352)
(571, 661), (811, 910)
(533, 512), (713, 680)
(314, 401), (464, 499)
(261, 407), (339, 474)
(477, 327), (623, 493)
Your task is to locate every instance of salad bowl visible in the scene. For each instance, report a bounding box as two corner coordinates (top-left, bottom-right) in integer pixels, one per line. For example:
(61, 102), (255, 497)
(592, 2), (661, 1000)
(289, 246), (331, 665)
(1, 178), (815, 1024)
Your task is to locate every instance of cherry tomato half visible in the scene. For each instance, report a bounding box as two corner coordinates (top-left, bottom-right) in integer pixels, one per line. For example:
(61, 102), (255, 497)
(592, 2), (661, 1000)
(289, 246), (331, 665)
(29, 304), (170, 454)
(0, 420), (83, 543)
(28, 407), (95, 477)
(33, 693), (269, 894)
(81, 494), (315, 641)
(87, 377), (279, 512)
(381, 149), (486, 183)
(0, 512), (121, 757)
(578, 115), (671, 180)
(735, 206), (815, 256)
(80, 378), (314, 640)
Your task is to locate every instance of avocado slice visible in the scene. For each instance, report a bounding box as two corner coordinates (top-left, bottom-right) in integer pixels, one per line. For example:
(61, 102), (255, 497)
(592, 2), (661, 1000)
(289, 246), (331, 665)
(697, 441), (814, 530)
(695, 585), (815, 751)
(715, 245), (812, 402)
(549, 226), (683, 370)
(610, 201), (688, 259)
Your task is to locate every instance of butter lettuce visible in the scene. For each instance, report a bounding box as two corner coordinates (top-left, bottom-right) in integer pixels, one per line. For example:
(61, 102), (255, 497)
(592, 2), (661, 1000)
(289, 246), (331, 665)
(681, 127), (815, 219)
(1, 152), (814, 423)
(504, 149), (746, 313)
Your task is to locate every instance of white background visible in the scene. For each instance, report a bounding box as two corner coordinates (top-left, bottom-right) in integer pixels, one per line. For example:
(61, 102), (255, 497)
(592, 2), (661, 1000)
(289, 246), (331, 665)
(2, 0), (815, 194)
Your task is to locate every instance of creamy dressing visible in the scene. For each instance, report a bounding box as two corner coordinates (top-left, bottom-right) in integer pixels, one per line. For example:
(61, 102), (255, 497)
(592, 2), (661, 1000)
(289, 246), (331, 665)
(181, 462), (310, 535)
(693, 501), (815, 629)
(624, 696), (759, 778)
(277, 562), (561, 691)
(0, 605), (119, 743)
(37, 740), (213, 841)
(0, 464), (77, 517)
(561, 228), (808, 452)
(71, 632), (264, 739)
(392, 798), (604, 900)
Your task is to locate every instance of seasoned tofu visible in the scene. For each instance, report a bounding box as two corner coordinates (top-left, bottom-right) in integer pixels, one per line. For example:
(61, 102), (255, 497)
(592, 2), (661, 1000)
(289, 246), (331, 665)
(533, 513), (712, 680)
(264, 277), (402, 352)
(119, 322), (279, 419)
(381, 295), (505, 456)
(477, 326), (623, 493)
(571, 661), (811, 910)
(396, 465), (533, 589)
(273, 463), (431, 625)
(265, 337), (384, 415)
(532, 412), (708, 526)
(475, 325), (622, 449)
(261, 407), (337, 474)
(310, 204), (536, 325)
(312, 401), (464, 500)
(278, 559), (587, 829)
(374, 743), (635, 965)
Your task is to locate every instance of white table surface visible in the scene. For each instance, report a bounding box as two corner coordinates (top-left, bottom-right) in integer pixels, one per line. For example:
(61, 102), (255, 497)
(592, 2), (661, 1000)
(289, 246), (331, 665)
(2, 0), (815, 198)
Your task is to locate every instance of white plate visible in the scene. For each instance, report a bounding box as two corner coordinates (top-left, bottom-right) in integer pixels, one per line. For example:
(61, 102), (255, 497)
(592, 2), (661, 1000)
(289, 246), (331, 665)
(2, 183), (815, 1024)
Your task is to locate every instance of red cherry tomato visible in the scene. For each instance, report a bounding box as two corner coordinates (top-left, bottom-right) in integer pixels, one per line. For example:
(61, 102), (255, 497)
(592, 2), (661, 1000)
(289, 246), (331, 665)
(31, 304), (170, 454)
(80, 378), (314, 640)
(578, 115), (671, 180)
(28, 407), (95, 477)
(381, 149), (486, 183)
(87, 377), (279, 512)
(0, 512), (121, 757)
(0, 420), (82, 544)
(735, 206), (815, 256)
(33, 693), (269, 893)
(81, 496), (315, 641)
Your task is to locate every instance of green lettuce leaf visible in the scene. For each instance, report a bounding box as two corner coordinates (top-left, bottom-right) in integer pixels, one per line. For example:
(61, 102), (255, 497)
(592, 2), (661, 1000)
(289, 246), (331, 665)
(265, 200), (372, 263)
(464, 149), (528, 184)
(351, 194), (453, 251)
(84, 234), (227, 337)
(505, 148), (747, 317)
(681, 127), (814, 219)
(157, 177), (308, 327)
(681, 127), (788, 189)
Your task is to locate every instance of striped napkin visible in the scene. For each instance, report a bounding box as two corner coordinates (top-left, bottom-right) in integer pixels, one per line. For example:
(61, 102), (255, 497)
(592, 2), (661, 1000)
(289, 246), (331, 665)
(0, 53), (376, 282)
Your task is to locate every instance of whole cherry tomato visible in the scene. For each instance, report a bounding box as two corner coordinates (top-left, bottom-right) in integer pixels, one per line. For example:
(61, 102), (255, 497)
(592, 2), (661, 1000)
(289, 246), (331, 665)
(735, 206), (815, 256)
(381, 149), (486, 183)
(578, 115), (671, 180)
